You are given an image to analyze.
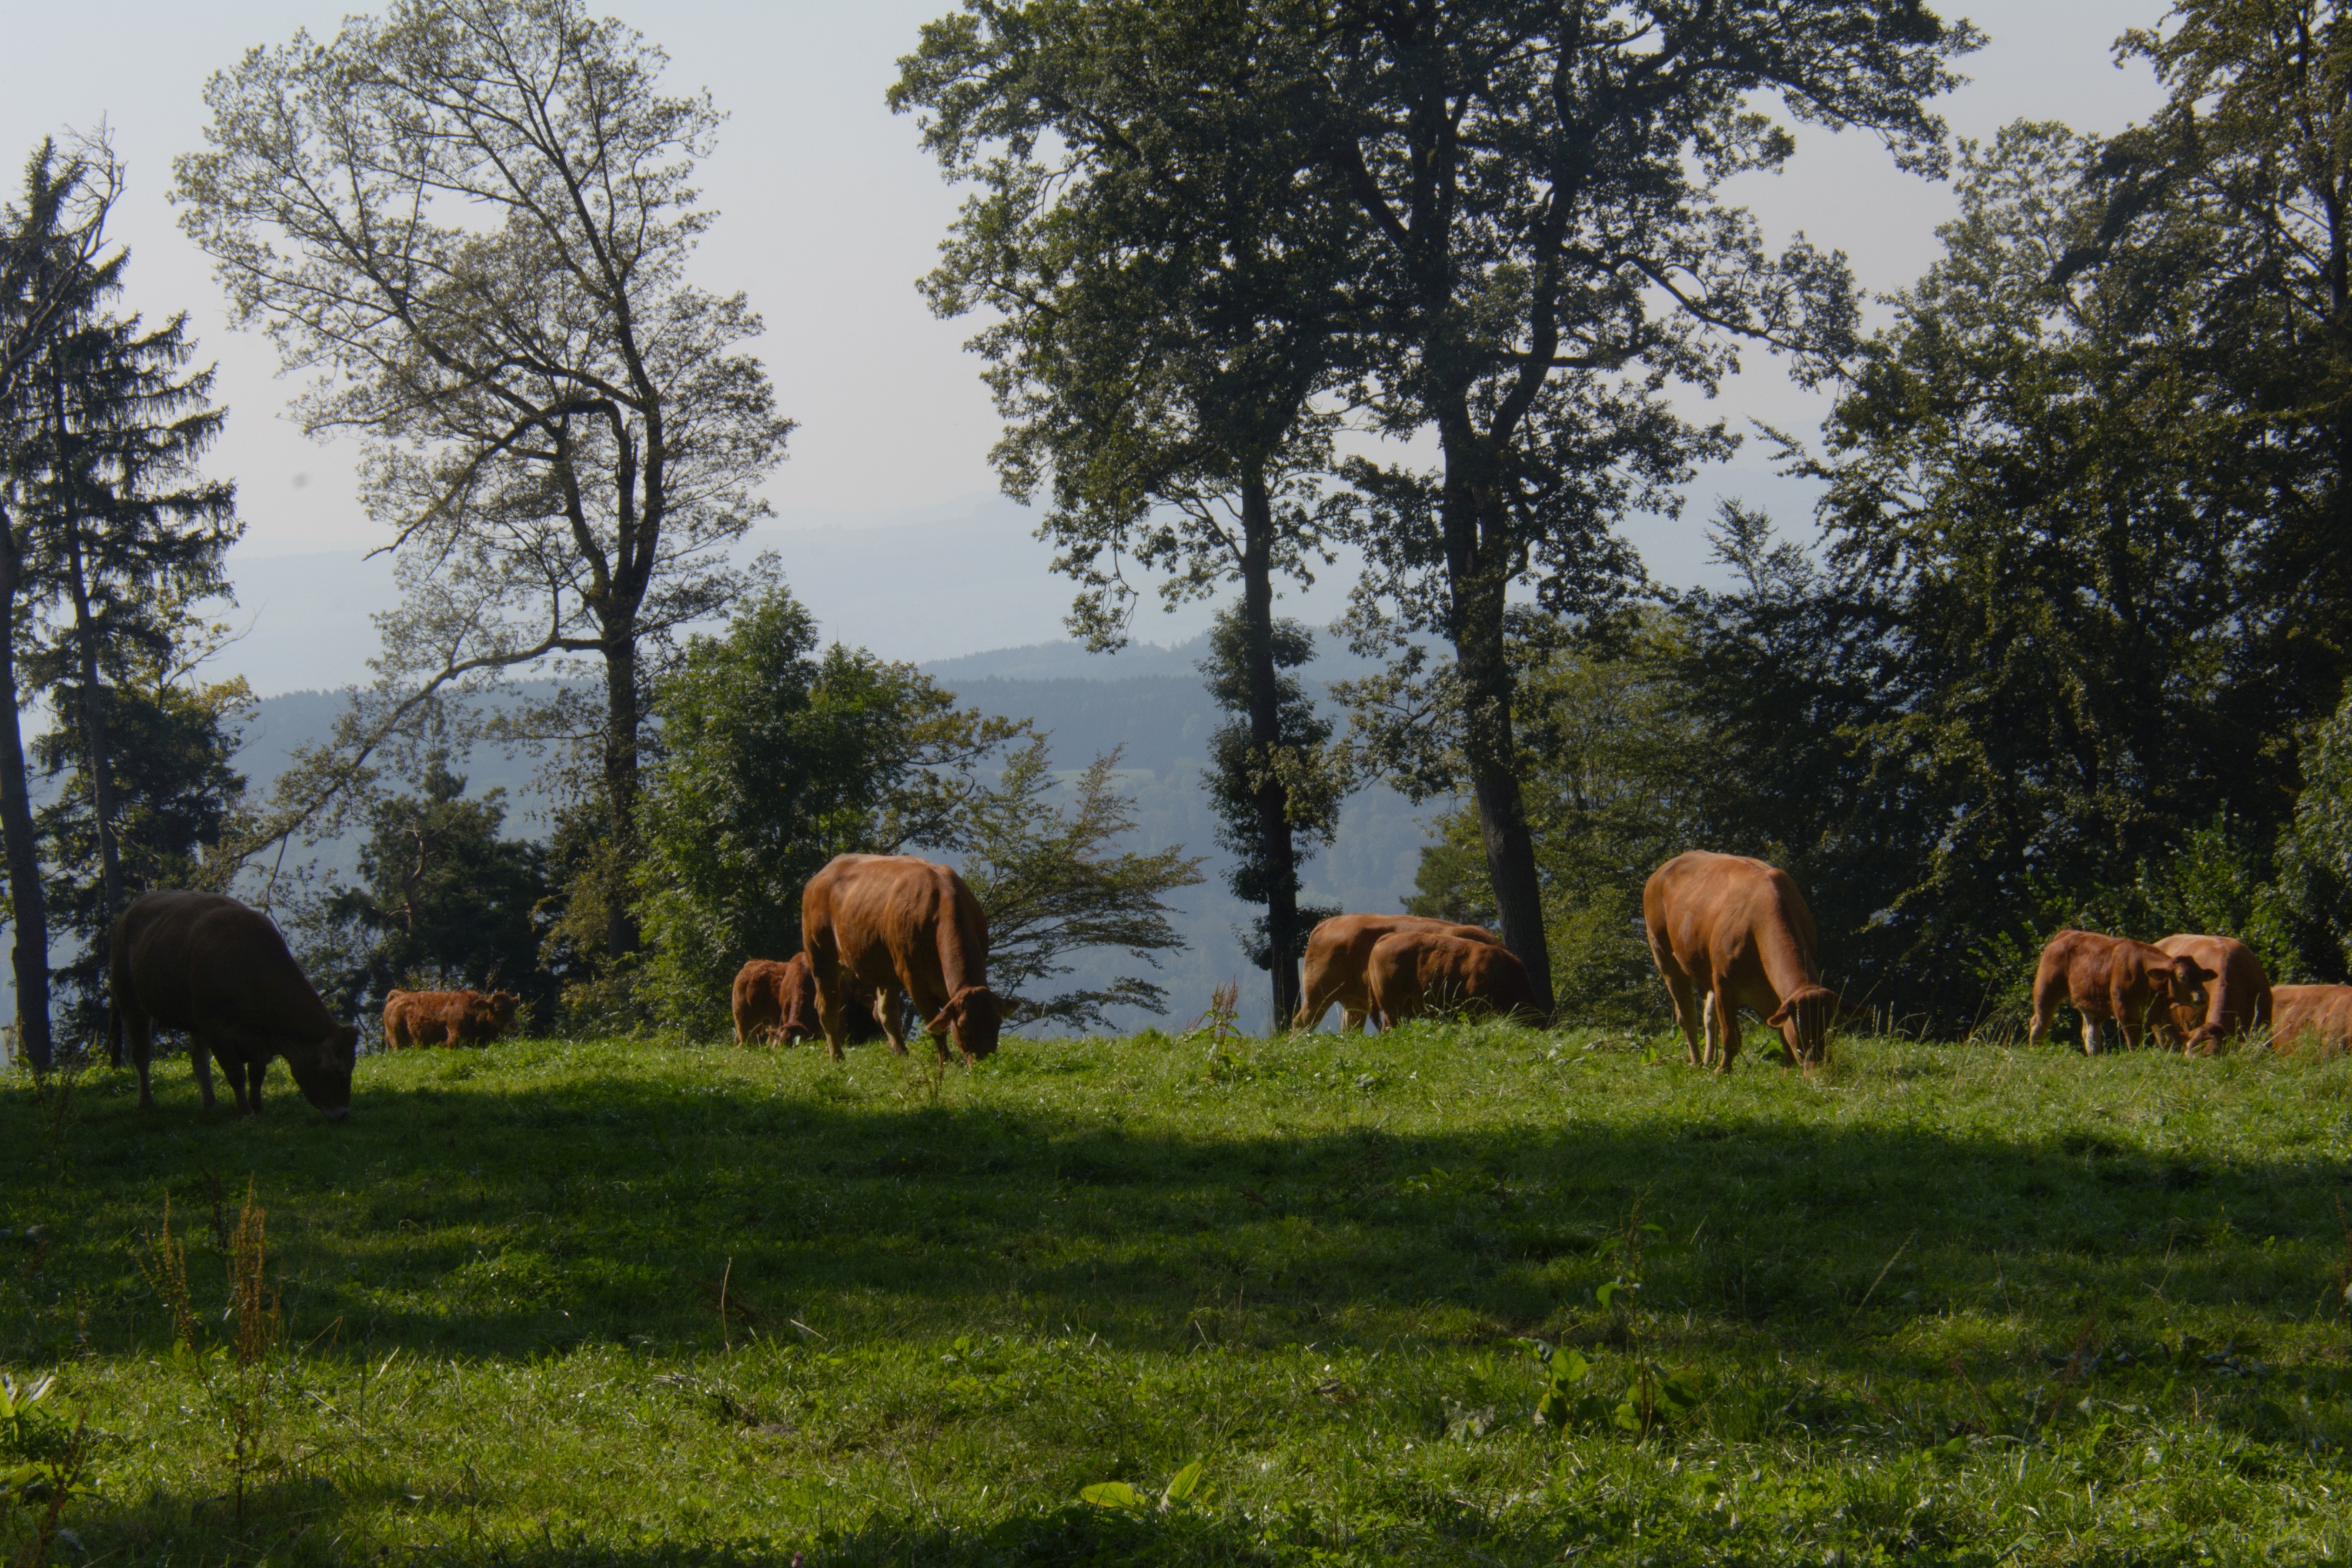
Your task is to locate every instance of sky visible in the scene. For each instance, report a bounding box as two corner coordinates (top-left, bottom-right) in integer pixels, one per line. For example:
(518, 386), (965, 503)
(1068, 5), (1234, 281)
(1, 2), (2176, 692)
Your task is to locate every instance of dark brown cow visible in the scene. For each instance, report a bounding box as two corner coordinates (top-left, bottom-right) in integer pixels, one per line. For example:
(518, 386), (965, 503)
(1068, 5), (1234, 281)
(1364, 931), (1546, 1027)
(382, 988), (520, 1050)
(2154, 934), (2271, 1054)
(801, 854), (1001, 1063)
(2027, 929), (2215, 1054)
(110, 890), (358, 1118)
(1293, 914), (1502, 1032)
(731, 955), (890, 1048)
(2270, 984), (2352, 1054)
(1643, 851), (1838, 1072)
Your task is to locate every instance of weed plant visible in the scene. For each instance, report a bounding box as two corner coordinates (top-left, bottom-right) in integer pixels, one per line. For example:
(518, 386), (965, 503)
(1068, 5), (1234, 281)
(4, 1024), (2352, 1563)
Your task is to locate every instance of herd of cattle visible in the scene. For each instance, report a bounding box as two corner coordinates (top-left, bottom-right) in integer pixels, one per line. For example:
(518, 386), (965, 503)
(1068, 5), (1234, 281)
(87, 846), (2352, 1119)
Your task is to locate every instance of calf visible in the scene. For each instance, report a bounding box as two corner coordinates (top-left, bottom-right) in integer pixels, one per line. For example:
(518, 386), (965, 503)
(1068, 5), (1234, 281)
(2270, 984), (2352, 1054)
(382, 988), (520, 1050)
(1643, 851), (1838, 1072)
(110, 890), (358, 1118)
(1364, 931), (1546, 1027)
(1293, 914), (1502, 1032)
(731, 955), (888, 1048)
(2154, 934), (2271, 1054)
(2027, 929), (2214, 1054)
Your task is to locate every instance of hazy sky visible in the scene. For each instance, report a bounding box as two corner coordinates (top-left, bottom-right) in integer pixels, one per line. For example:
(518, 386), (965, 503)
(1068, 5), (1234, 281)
(2, 2), (2175, 674)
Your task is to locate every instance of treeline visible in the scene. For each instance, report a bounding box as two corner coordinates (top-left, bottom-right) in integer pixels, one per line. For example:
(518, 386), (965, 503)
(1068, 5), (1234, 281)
(19, 0), (2344, 1055)
(1405, 106), (2352, 1031)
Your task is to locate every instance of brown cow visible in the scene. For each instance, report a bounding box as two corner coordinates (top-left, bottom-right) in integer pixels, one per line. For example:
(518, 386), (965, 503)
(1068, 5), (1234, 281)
(109, 890), (358, 1118)
(801, 854), (1001, 1063)
(2154, 934), (2271, 1054)
(1643, 851), (1838, 1072)
(2270, 984), (2352, 1054)
(382, 988), (521, 1050)
(2027, 929), (2215, 1054)
(1365, 931), (1546, 1027)
(1293, 914), (1502, 1032)
(731, 955), (890, 1048)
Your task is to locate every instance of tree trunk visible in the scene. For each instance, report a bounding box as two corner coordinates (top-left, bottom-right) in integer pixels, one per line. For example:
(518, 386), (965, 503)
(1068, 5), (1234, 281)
(1438, 426), (1556, 1017)
(602, 629), (642, 961)
(62, 509), (125, 1061)
(0, 504), (55, 1071)
(1238, 461), (1302, 1028)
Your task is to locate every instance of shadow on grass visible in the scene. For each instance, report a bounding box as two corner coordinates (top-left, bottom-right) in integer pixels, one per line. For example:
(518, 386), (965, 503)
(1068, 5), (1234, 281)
(6, 1044), (2348, 1393)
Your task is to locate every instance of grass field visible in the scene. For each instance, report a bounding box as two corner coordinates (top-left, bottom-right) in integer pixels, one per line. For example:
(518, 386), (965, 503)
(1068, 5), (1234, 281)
(5, 1021), (2352, 1565)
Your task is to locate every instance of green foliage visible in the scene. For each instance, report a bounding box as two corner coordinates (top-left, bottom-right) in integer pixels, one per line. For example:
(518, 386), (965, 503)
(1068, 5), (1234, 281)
(34, 672), (250, 1039)
(295, 754), (550, 1023)
(2278, 684), (2352, 981)
(951, 741), (1204, 1031)
(1197, 609), (1342, 975)
(632, 586), (1027, 1034)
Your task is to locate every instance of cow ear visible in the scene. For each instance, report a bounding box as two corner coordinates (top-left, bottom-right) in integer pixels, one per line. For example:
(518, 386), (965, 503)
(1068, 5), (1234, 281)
(1766, 999), (1795, 1027)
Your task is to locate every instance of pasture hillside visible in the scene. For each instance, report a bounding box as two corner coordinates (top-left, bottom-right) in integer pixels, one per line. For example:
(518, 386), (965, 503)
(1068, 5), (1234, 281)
(5, 1028), (2351, 1564)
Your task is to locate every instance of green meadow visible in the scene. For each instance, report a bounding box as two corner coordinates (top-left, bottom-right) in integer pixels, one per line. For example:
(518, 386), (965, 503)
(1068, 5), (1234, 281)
(5, 1025), (2352, 1565)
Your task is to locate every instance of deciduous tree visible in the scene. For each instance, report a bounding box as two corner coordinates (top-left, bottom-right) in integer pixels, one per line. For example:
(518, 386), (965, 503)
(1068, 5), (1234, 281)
(174, 0), (793, 961)
(1315, 0), (1976, 1012)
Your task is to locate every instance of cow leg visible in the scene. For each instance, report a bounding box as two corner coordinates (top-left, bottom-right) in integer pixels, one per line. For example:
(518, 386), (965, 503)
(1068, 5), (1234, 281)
(191, 1034), (219, 1111)
(126, 1008), (157, 1109)
(1712, 985), (1743, 1074)
(2080, 1015), (2102, 1056)
(1661, 965), (1703, 1065)
(878, 987), (911, 1057)
(246, 1059), (268, 1116)
(1699, 991), (1718, 1070)
(2027, 963), (2066, 1048)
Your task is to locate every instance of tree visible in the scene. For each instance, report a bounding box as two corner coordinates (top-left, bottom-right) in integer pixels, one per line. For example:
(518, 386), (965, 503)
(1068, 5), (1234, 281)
(894, 0), (1360, 1024)
(1313, 0), (1977, 1013)
(2069, 1), (2352, 723)
(953, 740), (1205, 1032)
(35, 668), (251, 1044)
(305, 755), (552, 1024)
(1725, 121), (2292, 1024)
(14, 303), (239, 1046)
(173, 0), (793, 961)
(0, 136), (123, 1071)
(1197, 607), (1341, 987)
(634, 586), (1025, 1033)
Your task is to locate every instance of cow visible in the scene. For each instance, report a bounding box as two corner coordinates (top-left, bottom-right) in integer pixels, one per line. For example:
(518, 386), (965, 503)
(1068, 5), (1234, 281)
(1292, 914), (1503, 1033)
(801, 854), (1001, 1063)
(731, 955), (890, 1048)
(2154, 934), (2271, 1054)
(2270, 984), (2352, 1054)
(382, 988), (521, 1050)
(109, 890), (358, 1119)
(1364, 930), (1547, 1027)
(2027, 929), (2216, 1054)
(1642, 851), (1839, 1072)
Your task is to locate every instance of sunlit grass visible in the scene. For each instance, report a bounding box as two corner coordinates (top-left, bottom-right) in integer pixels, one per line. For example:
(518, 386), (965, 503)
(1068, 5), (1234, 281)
(5, 1022), (2352, 1563)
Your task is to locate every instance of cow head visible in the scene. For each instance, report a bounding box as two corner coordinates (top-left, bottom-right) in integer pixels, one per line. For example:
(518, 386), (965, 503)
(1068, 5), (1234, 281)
(487, 991), (522, 1033)
(930, 984), (1001, 1061)
(2156, 957), (2218, 1047)
(1766, 985), (1839, 1068)
(286, 1022), (360, 1119)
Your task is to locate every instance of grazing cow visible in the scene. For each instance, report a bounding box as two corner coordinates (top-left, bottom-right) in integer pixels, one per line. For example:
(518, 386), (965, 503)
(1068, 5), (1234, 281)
(2027, 929), (2215, 1054)
(1643, 851), (1839, 1072)
(109, 890), (358, 1118)
(2270, 985), (2352, 1054)
(801, 854), (1001, 1063)
(382, 988), (521, 1050)
(1293, 914), (1502, 1032)
(731, 955), (890, 1048)
(2154, 934), (2271, 1054)
(1364, 931), (1546, 1027)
